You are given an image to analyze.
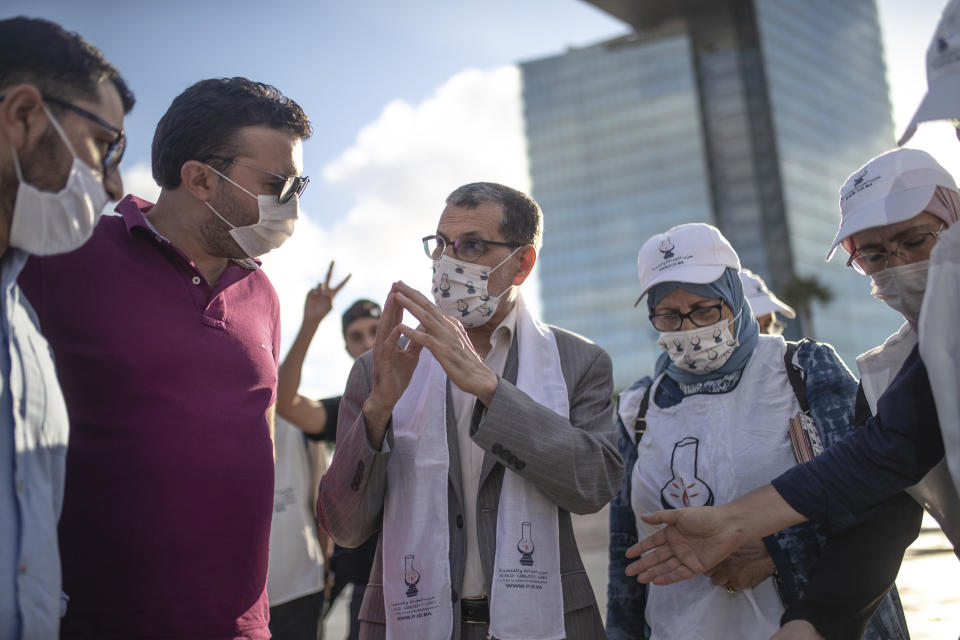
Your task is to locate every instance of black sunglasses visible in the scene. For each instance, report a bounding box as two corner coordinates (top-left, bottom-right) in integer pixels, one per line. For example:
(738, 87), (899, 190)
(207, 156), (309, 204)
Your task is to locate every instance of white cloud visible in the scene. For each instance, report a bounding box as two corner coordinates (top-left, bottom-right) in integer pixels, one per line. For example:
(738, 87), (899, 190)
(260, 65), (538, 398)
(120, 162), (161, 203)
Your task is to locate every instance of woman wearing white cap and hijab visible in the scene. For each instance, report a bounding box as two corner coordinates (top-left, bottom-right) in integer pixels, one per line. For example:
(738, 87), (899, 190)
(624, 148), (960, 638)
(605, 222), (908, 639)
(739, 269), (796, 336)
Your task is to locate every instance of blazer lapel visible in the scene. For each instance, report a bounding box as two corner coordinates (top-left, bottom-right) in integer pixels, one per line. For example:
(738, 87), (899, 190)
(478, 335), (520, 488)
(445, 378), (464, 508)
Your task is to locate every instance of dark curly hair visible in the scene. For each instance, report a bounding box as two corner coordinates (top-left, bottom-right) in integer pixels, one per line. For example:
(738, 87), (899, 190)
(152, 77), (312, 188)
(0, 17), (135, 113)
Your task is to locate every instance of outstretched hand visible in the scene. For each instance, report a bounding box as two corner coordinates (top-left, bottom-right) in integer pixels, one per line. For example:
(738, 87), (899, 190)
(303, 260), (351, 325)
(624, 506), (744, 586)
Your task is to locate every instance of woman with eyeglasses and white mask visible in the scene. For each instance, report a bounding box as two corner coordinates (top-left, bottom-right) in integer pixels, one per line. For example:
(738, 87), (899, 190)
(605, 223), (908, 640)
(621, 148), (960, 639)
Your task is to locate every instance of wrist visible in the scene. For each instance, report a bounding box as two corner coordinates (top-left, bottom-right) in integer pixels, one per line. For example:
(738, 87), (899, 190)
(362, 396), (393, 433)
(474, 369), (499, 407)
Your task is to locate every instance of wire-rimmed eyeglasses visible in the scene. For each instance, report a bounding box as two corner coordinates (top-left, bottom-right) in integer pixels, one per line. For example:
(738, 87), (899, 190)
(846, 223), (944, 274)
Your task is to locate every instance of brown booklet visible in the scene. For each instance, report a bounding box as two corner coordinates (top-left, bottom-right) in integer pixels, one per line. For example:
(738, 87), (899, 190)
(788, 412), (824, 464)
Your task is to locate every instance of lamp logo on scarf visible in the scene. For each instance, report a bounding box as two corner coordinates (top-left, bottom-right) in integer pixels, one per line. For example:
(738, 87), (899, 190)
(517, 522), (535, 566)
(403, 554), (421, 598)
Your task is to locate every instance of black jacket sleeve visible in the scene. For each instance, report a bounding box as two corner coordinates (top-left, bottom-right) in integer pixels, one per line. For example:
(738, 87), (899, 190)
(780, 490), (921, 639)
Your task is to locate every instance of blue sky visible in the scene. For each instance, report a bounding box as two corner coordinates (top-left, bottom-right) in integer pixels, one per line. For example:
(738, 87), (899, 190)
(3, 0), (955, 396)
(3, 0), (626, 216)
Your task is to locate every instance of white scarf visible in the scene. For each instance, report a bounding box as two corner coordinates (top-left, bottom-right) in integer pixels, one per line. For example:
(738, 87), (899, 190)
(920, 222), (960, 504)
(384, 296), (566, 639)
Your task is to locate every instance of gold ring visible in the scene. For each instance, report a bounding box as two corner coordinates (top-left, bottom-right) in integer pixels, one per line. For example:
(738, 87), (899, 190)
(724, 582), (737, 595)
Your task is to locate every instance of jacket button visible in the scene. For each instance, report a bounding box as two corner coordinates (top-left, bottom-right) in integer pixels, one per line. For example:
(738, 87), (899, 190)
(456, 514), (464, 528)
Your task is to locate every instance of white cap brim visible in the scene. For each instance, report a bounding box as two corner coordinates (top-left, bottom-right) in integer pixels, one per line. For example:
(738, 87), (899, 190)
(748, 295), (796, 319)
(633, 264), (728, 307)
(825, 184), (937, 260)
(898, 72), (960, 146)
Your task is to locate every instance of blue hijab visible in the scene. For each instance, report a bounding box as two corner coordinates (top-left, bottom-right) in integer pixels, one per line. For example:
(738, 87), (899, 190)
(647, 268), (760, 384)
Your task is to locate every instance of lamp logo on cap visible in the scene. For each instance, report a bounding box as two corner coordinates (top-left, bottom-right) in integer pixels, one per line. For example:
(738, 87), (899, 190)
(659, 238), (675, 260)
(842, 168), (881, 202)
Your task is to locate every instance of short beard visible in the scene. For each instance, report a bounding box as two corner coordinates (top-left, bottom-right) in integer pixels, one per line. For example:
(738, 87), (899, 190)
(199, 182), (257, 260)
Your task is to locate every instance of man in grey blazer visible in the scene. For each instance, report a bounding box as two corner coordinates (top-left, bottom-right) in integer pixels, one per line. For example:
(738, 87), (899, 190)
(317, 182), (623, 639)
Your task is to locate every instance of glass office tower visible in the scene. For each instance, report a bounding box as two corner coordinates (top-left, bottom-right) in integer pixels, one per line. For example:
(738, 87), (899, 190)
(521, 0), (901, 388)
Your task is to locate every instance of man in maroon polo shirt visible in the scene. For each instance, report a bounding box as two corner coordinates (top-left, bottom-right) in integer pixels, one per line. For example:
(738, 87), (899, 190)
(19, 77), (312, 639)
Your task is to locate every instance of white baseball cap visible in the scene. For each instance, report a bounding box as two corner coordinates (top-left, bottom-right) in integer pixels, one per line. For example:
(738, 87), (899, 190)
(826, 148), (958, 260)
(634, 222), (740, 306)
(899, 0), (960, 146)
(739, 268), (796, 319)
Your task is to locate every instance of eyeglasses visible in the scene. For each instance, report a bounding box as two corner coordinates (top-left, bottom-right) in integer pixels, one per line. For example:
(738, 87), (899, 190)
(846, 223), (944, 274)
(0, 94), (126, 175)
(422, 234), (523, 263)
(207, 157), (309, 204)
(649, 302), (724, 332)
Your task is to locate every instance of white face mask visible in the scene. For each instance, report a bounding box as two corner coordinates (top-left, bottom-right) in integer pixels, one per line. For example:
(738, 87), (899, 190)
(205, 165), (299, 258)
(8, 104), (109, 256)
(431, 249), (519, 328)
(870, 260), (929, 326)
(657, 315), (739, 374)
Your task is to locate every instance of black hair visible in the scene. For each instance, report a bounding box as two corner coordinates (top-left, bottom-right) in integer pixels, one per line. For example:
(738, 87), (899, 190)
(152, 77), (312, 188)
(0, 17), (135, 113)
(446, 182), (543, 251)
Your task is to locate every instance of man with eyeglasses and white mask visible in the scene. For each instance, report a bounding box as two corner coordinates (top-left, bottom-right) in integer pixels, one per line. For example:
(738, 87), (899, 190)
(624, 147), (959, 638)
(0, 17), (134, 638)
(17, 77), (311, 639)
(318, 182), (622, 640)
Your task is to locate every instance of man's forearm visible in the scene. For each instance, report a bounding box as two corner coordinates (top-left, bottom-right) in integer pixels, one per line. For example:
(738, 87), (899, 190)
(277, 318), (321, 410)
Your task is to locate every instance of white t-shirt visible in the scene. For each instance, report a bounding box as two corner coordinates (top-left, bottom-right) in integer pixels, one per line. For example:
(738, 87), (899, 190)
(267, 416), (325, 606)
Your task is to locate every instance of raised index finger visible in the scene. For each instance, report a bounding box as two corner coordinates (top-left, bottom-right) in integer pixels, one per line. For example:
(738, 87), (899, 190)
(324, 260), (335, 287)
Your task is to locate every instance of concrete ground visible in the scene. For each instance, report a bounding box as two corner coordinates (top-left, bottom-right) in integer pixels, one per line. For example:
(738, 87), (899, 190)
(321, 511), (959, 639)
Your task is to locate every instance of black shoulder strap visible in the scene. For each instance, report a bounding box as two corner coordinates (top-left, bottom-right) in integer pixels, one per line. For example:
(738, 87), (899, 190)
(853, 382), (872, 426)
(633, 385), (652, 445)
(784, 340), (810, 414)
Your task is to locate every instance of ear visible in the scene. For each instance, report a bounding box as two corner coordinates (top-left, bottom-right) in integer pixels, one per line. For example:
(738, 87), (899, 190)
(0, 84), (46, 151)
(180, 160), (219, 202)
(512, 246), (537, 286)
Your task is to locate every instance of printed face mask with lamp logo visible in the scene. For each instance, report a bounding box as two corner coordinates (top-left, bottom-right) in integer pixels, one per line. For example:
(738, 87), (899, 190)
(204, 164), (300, 258)
(8, 104), (110, 256)
(431, 248), (521, 328)
(656, 312), (741, 374)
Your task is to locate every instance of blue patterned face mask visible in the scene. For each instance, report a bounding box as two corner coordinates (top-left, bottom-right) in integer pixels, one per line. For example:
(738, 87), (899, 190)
(656, 313), (740, 374)
(431, 248), (519, 328)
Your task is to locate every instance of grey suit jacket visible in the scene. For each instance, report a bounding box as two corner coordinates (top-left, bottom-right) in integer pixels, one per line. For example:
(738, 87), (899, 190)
(317, 325), (622, 639)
